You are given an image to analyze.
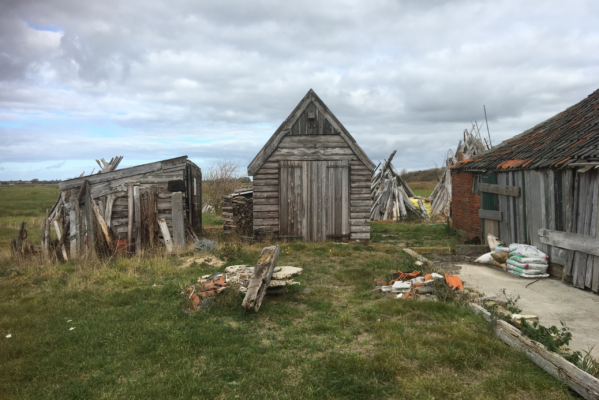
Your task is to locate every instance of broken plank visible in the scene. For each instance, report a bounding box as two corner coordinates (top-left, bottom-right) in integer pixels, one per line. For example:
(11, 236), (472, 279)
(242, 246), (281, 312)
(158, 218), (174, 252)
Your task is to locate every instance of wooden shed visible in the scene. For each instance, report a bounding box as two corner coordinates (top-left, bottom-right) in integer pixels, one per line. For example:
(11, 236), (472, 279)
(451, 88), (599, 293)
(43, 156), (202, 258)
(247, 89), (375, 242)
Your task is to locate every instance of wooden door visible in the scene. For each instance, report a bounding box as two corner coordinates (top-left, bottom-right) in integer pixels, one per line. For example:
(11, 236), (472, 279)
(325, 160), (350, 241)
(279, 160), (349, 241)
(279, 162), (304, 239)
(186, 165), (202, 233)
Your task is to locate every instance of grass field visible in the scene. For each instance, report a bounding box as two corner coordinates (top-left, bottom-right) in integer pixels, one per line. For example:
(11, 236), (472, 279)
(0, 187), (577, 399)
(0, 185), (61, 248)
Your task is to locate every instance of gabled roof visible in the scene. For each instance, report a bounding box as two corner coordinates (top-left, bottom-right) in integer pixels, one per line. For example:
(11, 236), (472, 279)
(247, 89), (376, 176)
(453, 88), (599, 172)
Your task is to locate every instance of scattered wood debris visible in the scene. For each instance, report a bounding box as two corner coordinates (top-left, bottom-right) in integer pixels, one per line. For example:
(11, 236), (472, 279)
(430, 124), (489, 217)
(371, 150), (429, 221)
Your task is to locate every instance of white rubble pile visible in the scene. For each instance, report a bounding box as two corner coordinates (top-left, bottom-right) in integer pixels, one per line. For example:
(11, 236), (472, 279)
(225, 265), (303, 293)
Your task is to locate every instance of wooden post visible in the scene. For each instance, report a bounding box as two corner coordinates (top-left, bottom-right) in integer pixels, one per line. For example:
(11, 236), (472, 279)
(127, 183), (134, 254)
(85, 182), (95, 256)
(69, 209), (78, 259)
(90, 198), (113, 248)
(134, 185), (142, 255)
(171, 192), (185, 251)
(42, 209), (49, 258)
(104, 194), (115, 228)
(148, 187), (158, 247)
(53, 220), (69, 262)
(158, 219), (174, 252)
(242, 246), (281, 312)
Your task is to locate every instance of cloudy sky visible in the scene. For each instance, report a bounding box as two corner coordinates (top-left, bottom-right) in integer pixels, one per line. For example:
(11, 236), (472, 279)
(1, 0), (598, 180)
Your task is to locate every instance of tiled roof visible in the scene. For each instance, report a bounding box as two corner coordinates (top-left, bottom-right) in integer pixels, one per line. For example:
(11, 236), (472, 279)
(452, 89), (599, 171)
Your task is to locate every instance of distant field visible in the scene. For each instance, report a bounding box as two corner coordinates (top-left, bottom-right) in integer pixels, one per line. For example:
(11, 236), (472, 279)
(408, 181), (437, 197)
(0, 185), (61, 249)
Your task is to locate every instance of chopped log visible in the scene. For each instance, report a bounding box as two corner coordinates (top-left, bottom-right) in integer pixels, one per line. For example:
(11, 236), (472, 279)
(242, 246), (281, 312)
(470, 303), (599, 399)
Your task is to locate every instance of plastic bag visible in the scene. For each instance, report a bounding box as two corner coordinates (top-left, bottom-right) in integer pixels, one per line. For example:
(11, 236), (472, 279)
(494, 246), (510, 253)
(508, 270), (550, 279)
(509, 255), (548, 265)
(507, 261), (548, 274)
(487, 234), (503, 252)
(508, 244), (548, 259)
(491, 252), (508, 263)
(475, 252), (494, 263)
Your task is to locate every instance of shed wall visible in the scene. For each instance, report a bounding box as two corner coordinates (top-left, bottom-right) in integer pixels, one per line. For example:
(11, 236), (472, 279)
(451, 172), (481, 238)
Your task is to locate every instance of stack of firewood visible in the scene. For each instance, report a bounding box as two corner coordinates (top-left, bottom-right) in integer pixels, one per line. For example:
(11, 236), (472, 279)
(371, 151), (429, 221)
(430, 124), (489, 217)
(222, 189), (253, 234)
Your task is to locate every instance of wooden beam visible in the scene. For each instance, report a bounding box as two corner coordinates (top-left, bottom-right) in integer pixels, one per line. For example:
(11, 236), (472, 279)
(539, 229), (599, 257)
(59, 157), (187, 190)
(127, 183), (134, 254)
(158, 218), (173, 252)
(53, 220), (69, 262)
(171, 192), (185, 251)
(242, 246), (281, 312)
(134, 185), (142, 255)
(104, 194), (116, 228)
(85, 182), (95, 254)
(479, 183), (521, 197)
(90, 198), (113, 248)
(479, 209), (503, 221)
(470, 303), (599, 399)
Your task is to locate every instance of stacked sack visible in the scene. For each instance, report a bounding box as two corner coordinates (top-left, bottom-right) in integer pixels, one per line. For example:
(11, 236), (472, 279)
(506, 244), (550, 278)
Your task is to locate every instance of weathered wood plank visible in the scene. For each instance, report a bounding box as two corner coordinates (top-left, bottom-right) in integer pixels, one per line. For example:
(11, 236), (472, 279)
(242, 246), (281, 311)
(350, 225), (370, 232)
(351, 212), (370, 219)
(479, 183), (521, 197)
(351, 200), (371, 207)
(254, 205), (279, 212)
(350, 181), (370, 188)
(253, 185), (279, 192)
(253, 197), (279, 205)
(253, 191), (279, 199)
(158, 219), (174, 252)
(127, 184), (134, 254)
(350, 232), (370, 240)
(479, 209), (503, 221)
(53, 220), (69, 261)
(254, 211), (278, 219)
(60, 160), (166, 190)
(470, 303), (599, 399)
(171, 192), (185, 251)
(350, 219), (370, 226)
(539, 229), (599, 257)
(134, 185), (142, 255)
(253, 179), (279, 186)
(267, 154), (358, 162)
(253, 218), (278, 226)
(90, 197), (113, 249)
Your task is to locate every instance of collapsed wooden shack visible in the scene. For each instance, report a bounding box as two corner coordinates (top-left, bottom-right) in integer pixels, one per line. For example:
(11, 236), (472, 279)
(40, 156), (202, 260)
(430, 124), (490, 218)
(451, 88), (599, 293)
(222, 187), (253, 235)
(247, 89), (376, 242)
(370, 150), (429, 221)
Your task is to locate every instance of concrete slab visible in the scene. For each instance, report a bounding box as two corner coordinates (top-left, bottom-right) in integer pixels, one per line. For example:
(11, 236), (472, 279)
(457, 263), (599, 358)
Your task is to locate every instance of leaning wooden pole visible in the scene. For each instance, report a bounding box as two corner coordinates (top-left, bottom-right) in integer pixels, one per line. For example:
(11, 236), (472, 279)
(470, 303), (599, 399)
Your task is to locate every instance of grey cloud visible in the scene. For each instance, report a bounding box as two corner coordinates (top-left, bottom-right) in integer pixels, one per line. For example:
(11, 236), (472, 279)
(0, 0), (598, 180)
(46, 160), (66, 169)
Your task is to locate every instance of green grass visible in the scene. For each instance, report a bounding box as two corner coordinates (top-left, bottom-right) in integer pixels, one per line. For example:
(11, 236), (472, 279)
(370, 221), (458, 248)
(0, 185), (61, 248)
(413, 189), (433, 197)
(202, 212), (223, 227)
(0, 187), (576, 399)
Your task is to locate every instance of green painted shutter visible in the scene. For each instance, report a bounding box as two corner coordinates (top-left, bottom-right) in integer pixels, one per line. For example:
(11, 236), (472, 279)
(482, 173), (498, 211)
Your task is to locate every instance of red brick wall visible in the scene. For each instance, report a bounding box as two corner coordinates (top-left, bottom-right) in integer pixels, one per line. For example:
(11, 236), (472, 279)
(451, 172), (481, 238)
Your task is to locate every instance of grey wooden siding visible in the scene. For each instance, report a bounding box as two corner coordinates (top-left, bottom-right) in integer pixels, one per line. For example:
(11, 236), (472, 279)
(492, 168), (599, 292)
(252, 134), (371, 242)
